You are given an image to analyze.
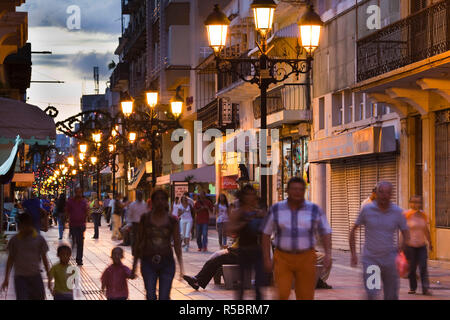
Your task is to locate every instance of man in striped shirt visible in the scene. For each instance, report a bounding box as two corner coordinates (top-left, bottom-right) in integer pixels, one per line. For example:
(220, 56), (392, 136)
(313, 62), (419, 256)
(262, 177), (332, 300)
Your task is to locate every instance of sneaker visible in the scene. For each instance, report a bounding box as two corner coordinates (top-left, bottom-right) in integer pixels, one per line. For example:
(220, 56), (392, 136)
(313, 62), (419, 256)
(408, 290), (416, 294)
(183, 275), (199, 290)
(316, 279), (333, 289)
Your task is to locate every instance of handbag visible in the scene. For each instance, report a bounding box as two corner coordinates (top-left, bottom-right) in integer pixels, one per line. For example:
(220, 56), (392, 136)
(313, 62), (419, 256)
(396, 251), (409, 278)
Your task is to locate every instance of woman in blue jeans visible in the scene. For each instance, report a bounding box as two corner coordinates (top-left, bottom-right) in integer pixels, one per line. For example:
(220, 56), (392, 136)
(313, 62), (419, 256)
(131, 190), (184, 300)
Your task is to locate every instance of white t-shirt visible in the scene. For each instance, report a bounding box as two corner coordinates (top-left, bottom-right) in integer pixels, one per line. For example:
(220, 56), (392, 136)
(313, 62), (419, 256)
(178, 203), (193, 221)
(172, 202), (181, 217)
(127, 200), (148, 223)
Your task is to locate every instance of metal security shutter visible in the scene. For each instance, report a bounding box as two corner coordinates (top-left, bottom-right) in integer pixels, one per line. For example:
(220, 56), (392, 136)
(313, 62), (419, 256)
(330, 162), (349, 250)
(346, 159), (363, 252)
(330, 154), (399, 252)
(435, 110), (450, 227)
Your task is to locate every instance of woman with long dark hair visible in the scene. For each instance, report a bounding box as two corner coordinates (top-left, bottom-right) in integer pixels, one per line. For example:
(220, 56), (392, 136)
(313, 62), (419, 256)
(215, 193), (230, 249)
(131, 189), (184, 300)
(228, 185), (266, 300)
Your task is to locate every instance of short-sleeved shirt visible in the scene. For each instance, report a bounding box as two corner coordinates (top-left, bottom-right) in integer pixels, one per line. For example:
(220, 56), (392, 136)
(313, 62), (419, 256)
(7, 231), (49, 276)
(216, 204), (229, 223)
(49, 263), (73, 294)
(66, 198), (88, 227)
(355, 201), (408, 260)
(194, 199), (213, 224)
(127, 200), (148, 224)
(263, 200), (332, 252)
(101, 264), (131, 299)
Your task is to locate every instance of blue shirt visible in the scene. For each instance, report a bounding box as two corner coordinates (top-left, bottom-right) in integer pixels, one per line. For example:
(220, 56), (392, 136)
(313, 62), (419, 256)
(355, 201), (408, 260)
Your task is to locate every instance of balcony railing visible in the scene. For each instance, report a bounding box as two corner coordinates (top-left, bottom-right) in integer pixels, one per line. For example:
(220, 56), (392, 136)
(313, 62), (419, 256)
(357, 0), (450, 82)
(253, 84), (308, 119)
(217, 46), (252, 92)
(110, 62), (129, 91)
(197, 98), (239, 132)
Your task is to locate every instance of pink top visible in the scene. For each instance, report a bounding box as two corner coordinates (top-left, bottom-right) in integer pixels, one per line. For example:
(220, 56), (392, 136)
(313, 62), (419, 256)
(66, 198), (88, 227)
(101, 264), (131, 299)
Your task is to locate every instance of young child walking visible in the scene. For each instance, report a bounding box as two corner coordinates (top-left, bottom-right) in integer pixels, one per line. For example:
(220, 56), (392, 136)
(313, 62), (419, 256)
(101, 247), (134, 300)
(48, 245), (75, 300)
(1, 212), (50, 300)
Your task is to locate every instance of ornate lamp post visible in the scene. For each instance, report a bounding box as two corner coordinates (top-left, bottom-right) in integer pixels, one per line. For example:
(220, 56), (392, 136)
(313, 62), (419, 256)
(205, 2), (323, 206)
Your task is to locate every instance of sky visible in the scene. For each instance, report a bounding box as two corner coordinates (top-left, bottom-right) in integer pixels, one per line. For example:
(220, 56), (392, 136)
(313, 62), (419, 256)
(17, 0), (122, 122)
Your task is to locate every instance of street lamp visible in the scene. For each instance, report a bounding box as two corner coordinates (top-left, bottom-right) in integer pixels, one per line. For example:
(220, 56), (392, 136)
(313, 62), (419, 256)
(108, 144), (115, 152)
(205, 4), (230, 53)
(90, 156), (98, 165)
(128, 132), (137, 144)
(68, 156), (75, 167)
(171, 87), (183, 118)
(79, 144), (87, 153)
(92, 131), (102, 143)
(121, 92), (134, 117)
(79, 153), (85, 161)
(205, 3), (322, 207)
(298, 5), (324, 54)
(146, 91), (158, 108)
(251, 0), (276, 36)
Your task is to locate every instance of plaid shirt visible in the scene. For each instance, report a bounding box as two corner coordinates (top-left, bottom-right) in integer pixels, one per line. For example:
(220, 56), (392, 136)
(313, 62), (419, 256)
(263, 200), (332, 252)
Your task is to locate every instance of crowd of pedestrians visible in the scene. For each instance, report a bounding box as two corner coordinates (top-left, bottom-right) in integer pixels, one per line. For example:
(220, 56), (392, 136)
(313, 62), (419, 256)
(0, 177), (435, 300)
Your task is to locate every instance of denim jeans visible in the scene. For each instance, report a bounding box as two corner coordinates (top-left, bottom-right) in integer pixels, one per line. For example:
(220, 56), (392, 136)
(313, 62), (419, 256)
(404, 245), (430, 292)
(141, 255), (176, 300)
(196, 223), (208, 249)
(14, 274), (45, 300)
(54, 292), (74, 300)
(237, 247), (265, 300)
(57, 216), (64, 239)
(216, 222), (227, 247)
(70, 226), (86, 265)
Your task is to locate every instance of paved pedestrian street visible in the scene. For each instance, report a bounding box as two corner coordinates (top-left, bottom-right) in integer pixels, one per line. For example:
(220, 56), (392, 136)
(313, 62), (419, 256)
(1, 220), (450, 300)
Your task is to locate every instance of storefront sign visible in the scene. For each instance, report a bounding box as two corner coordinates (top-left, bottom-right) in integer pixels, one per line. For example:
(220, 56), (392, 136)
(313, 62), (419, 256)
(221, 175), (239, 190)
(174, 183), (189, 199)
(308, 126), (396, 162)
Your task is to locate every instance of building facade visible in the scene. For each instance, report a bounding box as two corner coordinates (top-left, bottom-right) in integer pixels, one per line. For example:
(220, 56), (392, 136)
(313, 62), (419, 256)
(309, 0), (450, 259)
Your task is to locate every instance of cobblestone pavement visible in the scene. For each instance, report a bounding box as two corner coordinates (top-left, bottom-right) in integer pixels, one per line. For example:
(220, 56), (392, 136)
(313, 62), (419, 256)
(1, 218), (449, 300)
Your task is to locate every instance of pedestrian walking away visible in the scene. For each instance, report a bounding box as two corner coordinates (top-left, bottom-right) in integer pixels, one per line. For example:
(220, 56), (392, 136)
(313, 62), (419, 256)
(403, 195), (432, 296)
(350, 181), (410, 300)
(126, 191), (148, 254)
(54, 194), (67, 240)
(194, 191), (213, 252)
(1, 212), (50, 300)
(101, 247), (135, 300)
(90, 197), (103, 239)
(111, 194), (124, 241)
(262, 177), (332, 300)
(66, 187), (89, 266)
(229, 185), (267, 300)
(131, 189), (184, 300)
(215, 193), (230, 249)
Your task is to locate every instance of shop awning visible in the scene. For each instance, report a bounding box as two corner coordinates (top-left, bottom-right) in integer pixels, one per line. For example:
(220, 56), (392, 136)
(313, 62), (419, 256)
(0, 136), (20, 184)
(12, 172), (35, 187)
(0, 98), (56, 145)
(170, 165), (215, 183)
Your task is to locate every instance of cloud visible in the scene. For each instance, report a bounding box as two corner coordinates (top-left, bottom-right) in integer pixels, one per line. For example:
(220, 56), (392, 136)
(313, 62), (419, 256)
(33, 51), (116, 79)
(18, 0), (122, 35)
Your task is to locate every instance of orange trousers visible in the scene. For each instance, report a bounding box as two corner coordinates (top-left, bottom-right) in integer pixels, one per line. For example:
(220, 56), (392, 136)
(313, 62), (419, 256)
(273, 249), (316, 300)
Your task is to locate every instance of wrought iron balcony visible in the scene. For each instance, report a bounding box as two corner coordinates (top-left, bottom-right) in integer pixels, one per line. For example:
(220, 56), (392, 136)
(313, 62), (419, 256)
(110, 62), (129, 92)
(253, 84), (311, 125)
(197, 98), (239, 132)
(217, 46), (252, 92)
(357, 0), (450, 82)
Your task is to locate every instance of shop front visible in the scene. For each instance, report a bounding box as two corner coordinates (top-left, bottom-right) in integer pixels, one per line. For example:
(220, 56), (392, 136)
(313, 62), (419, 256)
(309, 125), (398, 252)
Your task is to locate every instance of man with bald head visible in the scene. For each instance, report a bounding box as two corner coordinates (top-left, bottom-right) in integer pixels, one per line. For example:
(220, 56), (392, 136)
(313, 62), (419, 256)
(350, 181), (409, 300)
